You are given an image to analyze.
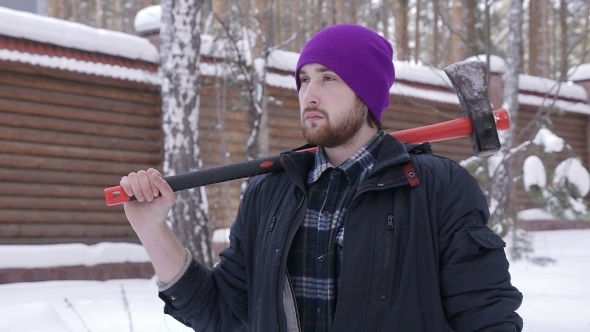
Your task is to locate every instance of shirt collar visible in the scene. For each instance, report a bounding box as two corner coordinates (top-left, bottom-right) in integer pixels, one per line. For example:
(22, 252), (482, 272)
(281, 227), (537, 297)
(308, 131), (385, 185)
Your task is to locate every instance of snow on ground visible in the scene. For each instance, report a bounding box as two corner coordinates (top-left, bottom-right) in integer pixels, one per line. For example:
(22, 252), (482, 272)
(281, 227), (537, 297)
(0, 229), (589, 331)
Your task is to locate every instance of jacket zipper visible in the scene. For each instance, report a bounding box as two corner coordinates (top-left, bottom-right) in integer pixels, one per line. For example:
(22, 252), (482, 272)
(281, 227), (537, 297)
(262, 216), (278, 265)
(380, 214), (394, 300)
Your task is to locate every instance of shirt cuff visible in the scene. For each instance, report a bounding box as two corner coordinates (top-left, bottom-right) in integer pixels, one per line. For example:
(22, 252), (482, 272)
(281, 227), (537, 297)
(157, 248), (192, 292)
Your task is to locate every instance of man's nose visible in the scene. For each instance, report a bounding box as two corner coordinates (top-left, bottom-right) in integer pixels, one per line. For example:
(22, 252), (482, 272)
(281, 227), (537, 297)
(302, 81), (320, 106)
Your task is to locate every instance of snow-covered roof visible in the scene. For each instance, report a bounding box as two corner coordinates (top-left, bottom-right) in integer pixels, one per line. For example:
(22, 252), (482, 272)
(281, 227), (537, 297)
(134, 5), (161, 34)
(465, 54), (507, 73)
(519, 74), (586, 102)
(0, 48), (160, 84)
(0, 6), (159, 63)
(465, 55), (587, 102)
(568, 63), (590, 82)
(268, 49), (300, 72)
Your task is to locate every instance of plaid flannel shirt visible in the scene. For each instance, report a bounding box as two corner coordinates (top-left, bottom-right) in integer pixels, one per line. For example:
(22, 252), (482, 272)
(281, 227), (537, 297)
(287, 131), (385, 332)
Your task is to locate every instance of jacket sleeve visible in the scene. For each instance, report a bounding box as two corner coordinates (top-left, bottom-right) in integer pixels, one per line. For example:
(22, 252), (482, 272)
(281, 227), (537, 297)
(437, 167), (524, 332)
(158, 177), (267, 331)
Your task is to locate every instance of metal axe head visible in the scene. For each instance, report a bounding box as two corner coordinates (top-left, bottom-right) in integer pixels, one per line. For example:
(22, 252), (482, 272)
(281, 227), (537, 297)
(443, 60), (501, 157)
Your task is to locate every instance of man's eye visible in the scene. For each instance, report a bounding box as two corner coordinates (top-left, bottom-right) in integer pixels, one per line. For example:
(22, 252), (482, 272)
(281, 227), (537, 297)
(324, 76), (335, 81)
(300, 77), (309, 83)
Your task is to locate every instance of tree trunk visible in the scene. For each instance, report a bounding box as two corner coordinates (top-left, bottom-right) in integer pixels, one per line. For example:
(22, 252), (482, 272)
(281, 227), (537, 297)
(447, 0), (463, 64)
(335, 0), (345, 24)
(96, 0), (105, 28)
(465, 0), (478, 57)
(316, 0), (325, 31)
(490, 0), (523, 239)
(382, 0), (390, 40)
(160, 0), (213, 268)
(71, 0), (79, 22)
(559, 0), (568, 81)
(433, 0), (440, 67)
(539, 1), (550, 78)
(395, 0), (409, 61)
(414, 0), (421, 62)
(113, 0), (123, 31)
(58, 0), (67, 19)
(349, 0), (357, 24)
(50, 0), (58, 17)
(291, 0), (302, 51)
(528, 0), (540, 76)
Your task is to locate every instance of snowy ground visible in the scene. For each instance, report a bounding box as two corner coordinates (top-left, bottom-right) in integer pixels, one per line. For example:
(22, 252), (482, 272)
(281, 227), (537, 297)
(0, 229), (589, 332)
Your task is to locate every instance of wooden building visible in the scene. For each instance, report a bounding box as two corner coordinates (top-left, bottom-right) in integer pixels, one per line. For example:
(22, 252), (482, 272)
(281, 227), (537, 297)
(0, 7), (162, 245)
(2, 6), (590, 248)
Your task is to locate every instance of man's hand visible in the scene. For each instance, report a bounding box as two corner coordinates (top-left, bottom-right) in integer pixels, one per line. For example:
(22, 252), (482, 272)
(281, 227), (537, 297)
(120, 168), (176, 230)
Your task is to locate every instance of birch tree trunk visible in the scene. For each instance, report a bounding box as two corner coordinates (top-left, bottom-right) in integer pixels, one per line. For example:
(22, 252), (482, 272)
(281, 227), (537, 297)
(160, 0), (213, 268)
(489, 0), (523, 238)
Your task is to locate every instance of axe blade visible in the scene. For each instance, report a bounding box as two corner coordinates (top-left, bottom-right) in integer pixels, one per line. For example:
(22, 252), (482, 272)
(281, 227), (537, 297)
(444, 60), (502, 157)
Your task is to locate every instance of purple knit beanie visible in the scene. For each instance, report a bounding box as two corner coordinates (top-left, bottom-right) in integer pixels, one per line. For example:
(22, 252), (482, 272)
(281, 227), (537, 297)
(296, 24), (395, 123)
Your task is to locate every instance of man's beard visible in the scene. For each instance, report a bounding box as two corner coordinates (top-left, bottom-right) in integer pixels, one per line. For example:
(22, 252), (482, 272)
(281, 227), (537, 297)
(301, 100), (366, 148)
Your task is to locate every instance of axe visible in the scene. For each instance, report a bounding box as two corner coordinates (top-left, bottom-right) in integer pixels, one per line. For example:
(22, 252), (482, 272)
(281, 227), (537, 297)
(104, 60), (507, 206)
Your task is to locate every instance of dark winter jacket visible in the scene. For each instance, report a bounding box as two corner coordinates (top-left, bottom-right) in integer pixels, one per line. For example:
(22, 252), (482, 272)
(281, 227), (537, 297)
(159, 134), (524, 332)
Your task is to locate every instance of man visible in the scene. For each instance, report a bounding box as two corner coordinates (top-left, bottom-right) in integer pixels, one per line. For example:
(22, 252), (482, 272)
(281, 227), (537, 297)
(121, 24), (523, 331)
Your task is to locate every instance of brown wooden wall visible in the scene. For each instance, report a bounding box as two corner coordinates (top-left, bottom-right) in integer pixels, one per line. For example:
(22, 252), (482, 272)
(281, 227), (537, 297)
(0, 60), (162, 244)
(2, 59), (589, 244)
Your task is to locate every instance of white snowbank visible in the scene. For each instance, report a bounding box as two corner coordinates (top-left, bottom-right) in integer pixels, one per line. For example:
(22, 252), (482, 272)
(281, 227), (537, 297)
(517, 208), (557, 221)
(2, 230), (590, 331)
(0, 243), (150, 269)
(0, 228), (232, 270)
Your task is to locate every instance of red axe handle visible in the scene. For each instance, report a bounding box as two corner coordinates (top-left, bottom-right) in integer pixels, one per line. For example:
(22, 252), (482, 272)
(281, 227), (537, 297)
(104, 109), (509, 206)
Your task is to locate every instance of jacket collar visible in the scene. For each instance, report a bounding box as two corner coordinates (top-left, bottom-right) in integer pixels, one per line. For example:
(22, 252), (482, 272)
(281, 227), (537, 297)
(280, 133), (419, 190)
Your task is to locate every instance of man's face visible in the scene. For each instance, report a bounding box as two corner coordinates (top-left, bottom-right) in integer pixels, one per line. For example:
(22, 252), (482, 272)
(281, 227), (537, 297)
(298, 63), (367, 148)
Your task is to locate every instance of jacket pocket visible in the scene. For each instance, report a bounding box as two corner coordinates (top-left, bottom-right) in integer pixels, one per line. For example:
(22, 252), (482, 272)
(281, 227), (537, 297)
(465, 226), (510, 286)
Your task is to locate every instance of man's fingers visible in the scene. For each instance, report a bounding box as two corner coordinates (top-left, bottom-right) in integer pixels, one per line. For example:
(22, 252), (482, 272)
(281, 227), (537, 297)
(121, 169), (171, 204)
(147, 168), (161, 197)
(151, 171), (174, 202)
(137, 170), (155, 202)
(126, 172), (145, 201)
(120, 176), (133, 197)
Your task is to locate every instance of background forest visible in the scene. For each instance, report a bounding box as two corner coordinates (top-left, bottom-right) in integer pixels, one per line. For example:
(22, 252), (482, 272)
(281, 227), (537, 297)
(46, 0), (589, 81)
